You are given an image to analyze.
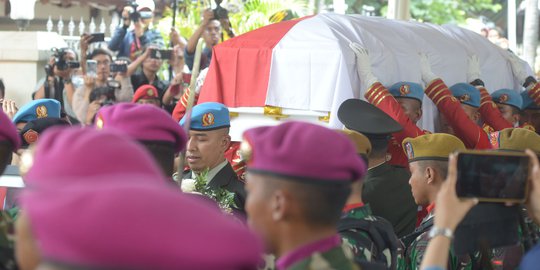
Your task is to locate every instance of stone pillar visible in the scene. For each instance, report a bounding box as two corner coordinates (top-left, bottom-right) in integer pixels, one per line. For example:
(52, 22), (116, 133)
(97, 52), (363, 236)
(0, 31), (67, 107)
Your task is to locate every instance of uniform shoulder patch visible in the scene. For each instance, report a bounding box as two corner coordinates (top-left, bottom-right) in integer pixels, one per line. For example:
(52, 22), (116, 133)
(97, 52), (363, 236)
(23, 129), (39, 144)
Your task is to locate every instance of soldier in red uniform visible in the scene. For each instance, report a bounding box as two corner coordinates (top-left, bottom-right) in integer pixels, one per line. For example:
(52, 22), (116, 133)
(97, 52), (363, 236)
(349, 43), (429, 169)
(520, 91), (540, 133)
(419, 53), (492, 150)
(505, 51), (540, 133)
(463, 55), (515, 133)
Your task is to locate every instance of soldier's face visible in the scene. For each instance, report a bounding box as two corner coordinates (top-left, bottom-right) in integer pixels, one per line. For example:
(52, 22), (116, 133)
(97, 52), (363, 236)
(408, 162), (430, 206)
(15, 212), (41, 270)
(186, 129), (230, 172)
(520, 109), (540, 132)
(396, 98), (422, 124)
(136, 98), (160, 107)
(245, 173), (278, 252)
(496, 103), (519, 126)
(461, 104), (480, 124)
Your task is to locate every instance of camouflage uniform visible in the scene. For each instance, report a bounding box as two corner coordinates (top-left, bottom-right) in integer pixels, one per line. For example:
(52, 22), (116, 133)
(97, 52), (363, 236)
(287, 244), (360, 270)
(339, 204), (404, 270)
(0, 210), (17, 270)
(406, 214), (472, 270)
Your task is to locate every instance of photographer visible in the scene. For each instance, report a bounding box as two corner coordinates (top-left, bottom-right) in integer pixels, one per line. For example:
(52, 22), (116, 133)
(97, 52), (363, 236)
(34, 48), (78, 111)
(108, 0), (165, 60)
(85, 83), (118, 125)
(124, 45), (182, 112)
(185, 9), (222, 71)
(72, 46), (133, 124)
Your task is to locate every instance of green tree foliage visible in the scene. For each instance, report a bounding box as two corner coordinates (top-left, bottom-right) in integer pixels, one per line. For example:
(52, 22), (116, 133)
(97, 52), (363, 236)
(344, 0), (502, 25)
(157, 0), (308, 42)
(409, 0), (502, 24)
(229, 0), (307, 34)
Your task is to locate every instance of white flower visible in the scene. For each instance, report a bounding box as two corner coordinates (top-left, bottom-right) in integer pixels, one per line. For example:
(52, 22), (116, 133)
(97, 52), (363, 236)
(181, 179), (197, 193)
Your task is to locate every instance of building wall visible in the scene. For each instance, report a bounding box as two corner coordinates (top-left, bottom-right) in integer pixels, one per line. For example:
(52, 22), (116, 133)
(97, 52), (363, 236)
(0, 2), (115, 33)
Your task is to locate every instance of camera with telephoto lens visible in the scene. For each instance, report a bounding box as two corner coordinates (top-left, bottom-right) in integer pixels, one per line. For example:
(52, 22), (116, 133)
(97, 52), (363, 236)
(213, 0), (229, 20)
(45, 48), (80, 76)
(126, 0), (152, 21)
(126, 0), (141, 21)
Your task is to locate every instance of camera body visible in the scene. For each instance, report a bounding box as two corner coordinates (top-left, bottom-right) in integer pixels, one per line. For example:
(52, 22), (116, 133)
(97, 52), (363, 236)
(45, 48), (80, 77)
(126, 0), (141, 21)
(110, 63), (128, 73)
(126, 0), (152, 21)
(90, 81), (120, 107)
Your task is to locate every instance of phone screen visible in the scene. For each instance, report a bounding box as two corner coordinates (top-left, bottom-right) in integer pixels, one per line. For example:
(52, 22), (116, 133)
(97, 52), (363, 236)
(86, 60), (97, 78)
(456, 152), (529, 202)
(89, 33), (105, 43)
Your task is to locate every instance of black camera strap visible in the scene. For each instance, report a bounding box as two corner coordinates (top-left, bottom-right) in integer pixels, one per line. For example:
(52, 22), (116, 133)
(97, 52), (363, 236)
(42, 76), (65, 108)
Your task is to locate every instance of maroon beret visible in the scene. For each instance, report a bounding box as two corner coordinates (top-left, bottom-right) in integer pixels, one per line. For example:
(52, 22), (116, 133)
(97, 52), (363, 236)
(24, 126), (167, 187)
(0, 110), (21, 150)
(241, 121), (366, 182)
(95, 103), (187, 153)
(22, 182), (263, 269)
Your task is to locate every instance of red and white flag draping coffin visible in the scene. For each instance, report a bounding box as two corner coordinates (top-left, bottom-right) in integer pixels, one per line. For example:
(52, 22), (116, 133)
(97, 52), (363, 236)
(199, 13), (532, 133)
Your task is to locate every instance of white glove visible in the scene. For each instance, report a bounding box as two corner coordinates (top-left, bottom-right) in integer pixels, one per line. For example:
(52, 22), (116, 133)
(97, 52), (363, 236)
(419, 53), (438, 85)
(467, 55), (481, 83)
(505, 51), (529, 85)
(194, 67), (209, 95)
(349, 42), (378, 89)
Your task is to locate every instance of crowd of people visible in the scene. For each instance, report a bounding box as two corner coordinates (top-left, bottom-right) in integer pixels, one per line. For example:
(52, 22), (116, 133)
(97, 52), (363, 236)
(0, 0), (539, 269)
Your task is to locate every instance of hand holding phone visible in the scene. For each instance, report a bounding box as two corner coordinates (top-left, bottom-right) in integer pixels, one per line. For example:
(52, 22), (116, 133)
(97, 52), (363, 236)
(89, 33), (105, 44)
(456, 150), (530, 203)
(150, 49), (172, 60)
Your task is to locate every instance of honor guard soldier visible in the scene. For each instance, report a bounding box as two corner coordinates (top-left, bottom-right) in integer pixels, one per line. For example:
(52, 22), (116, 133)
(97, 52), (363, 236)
(401, 134), (470, 270)
(19, 118), (69, 149)
(180, 102), (246, 211)
(419, 54), (492, 150)
(95, 103), (187, 177)
(337, 129), (403, 270)
(349, 43), (429, 169)
(463, 54), (515, 134)
(490, 89), (523, 127)
(338, 99), (418, 238)
(242, 121), (363, 270)
(12, 99), (61, 131)
(519, 91), (540, 133)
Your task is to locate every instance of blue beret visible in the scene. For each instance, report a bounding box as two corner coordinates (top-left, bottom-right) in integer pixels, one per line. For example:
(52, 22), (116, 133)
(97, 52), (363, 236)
(388, 81), (424, 103)
(491, 89), (522, 110)
(12, 99), (61, 124)
(521, 91), (540, 110)
(449, 83), (480, 108)
(180, 102), (230, 131)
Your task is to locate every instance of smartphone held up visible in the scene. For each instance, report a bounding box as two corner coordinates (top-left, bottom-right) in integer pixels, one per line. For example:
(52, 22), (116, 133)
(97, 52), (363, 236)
(456, 150), (530, 203)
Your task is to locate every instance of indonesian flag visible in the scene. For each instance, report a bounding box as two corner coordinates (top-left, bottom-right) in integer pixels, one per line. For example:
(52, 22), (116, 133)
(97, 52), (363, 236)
(199, 13), (532, 132)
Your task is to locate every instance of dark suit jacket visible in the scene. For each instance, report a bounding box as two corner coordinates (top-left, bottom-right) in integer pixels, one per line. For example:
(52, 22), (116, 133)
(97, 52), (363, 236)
(183, 162), (246, 212)
(362, 162), (417, 238)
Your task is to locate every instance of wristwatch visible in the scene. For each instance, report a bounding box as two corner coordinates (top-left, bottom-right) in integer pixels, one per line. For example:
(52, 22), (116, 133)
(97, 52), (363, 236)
(64, 78), (72, 84)
(428, 226), (453, 240)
